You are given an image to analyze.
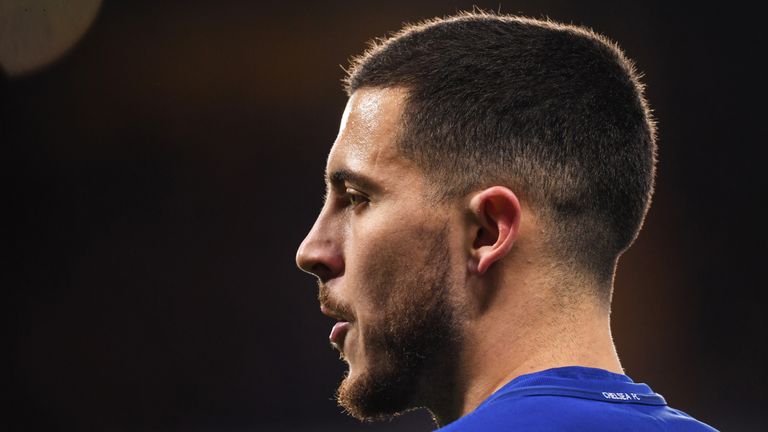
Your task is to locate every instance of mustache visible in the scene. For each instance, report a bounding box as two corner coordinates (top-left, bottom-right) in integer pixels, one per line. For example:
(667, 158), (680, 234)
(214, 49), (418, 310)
(318, 282), (355, 321)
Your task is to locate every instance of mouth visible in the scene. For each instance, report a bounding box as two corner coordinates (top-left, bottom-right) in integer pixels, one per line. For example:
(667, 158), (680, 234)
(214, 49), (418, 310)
(320, 304), (353, 351)
(329, 321), (351, 351)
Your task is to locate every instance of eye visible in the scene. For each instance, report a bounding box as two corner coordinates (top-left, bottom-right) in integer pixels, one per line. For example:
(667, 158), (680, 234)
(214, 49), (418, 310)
(345, 188), (369, 208)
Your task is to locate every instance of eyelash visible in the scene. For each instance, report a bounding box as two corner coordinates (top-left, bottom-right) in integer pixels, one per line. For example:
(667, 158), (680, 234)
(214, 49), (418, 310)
(345, 188), (369, 208)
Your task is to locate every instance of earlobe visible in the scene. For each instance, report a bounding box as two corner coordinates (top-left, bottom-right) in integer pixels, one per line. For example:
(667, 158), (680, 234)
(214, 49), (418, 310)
(468, 186), (521, 274)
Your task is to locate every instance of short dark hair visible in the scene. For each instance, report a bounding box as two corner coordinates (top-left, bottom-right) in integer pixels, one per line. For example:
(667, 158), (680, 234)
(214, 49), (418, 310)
(344, 12), (657, 299)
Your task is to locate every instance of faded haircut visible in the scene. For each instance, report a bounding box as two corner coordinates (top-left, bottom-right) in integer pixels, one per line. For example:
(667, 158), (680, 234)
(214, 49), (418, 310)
(343, 12), (657, 300)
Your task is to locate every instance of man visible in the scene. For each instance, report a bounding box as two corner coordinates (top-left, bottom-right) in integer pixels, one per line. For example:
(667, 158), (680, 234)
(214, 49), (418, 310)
(296, 12), (717, 431)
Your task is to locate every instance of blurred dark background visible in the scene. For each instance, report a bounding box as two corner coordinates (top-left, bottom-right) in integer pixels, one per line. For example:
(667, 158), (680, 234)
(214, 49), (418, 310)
(4, 1), (765, 430)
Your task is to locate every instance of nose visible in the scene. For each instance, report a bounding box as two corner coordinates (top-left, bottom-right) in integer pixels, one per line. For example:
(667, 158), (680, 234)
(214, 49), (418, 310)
(295, 212), (344, 283)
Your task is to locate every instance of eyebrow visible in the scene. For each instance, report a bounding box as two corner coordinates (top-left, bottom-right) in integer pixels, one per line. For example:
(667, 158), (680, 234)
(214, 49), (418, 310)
(326, 169), (381, 194)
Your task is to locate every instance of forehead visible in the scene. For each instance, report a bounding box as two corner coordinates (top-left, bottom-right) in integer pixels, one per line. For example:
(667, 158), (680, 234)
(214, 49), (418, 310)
(326, 87), (414, 182)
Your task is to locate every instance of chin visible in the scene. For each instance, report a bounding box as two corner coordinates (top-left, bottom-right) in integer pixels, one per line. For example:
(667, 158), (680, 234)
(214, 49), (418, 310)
(336, 355), (423, 421)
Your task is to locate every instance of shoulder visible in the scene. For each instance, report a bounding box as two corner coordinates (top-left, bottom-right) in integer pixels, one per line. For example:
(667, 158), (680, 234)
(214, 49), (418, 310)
(437, 395), (719, 432)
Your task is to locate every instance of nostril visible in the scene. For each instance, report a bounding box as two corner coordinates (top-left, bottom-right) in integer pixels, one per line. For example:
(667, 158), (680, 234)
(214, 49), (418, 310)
(310, 262), (335, 284)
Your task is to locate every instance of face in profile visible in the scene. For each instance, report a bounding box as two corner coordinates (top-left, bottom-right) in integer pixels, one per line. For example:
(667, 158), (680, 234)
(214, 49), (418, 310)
(296, 87), (466, 420)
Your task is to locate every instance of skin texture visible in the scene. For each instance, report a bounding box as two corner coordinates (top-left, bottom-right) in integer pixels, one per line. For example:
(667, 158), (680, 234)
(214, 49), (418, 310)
(296, 87), (624, 426)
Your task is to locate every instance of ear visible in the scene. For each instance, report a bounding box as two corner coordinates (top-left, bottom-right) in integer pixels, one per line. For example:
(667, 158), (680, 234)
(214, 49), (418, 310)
(468, 186), (521, 274)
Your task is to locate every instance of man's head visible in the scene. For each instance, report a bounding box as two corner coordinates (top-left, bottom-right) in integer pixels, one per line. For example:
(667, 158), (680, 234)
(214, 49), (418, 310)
(296, 11), (655, 422)
(346, 12), (656, 294)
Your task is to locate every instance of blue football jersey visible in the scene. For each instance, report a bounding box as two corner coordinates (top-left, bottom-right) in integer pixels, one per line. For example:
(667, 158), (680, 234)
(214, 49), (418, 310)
(437, 366), (718, 431)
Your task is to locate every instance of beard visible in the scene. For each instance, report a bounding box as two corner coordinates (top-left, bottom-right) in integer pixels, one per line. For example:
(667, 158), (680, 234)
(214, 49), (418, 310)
(320, 226), (461, 421)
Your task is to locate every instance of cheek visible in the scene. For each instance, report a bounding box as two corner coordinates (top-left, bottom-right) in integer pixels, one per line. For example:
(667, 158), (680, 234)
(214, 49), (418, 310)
(347, 213), (414, 286)
(347, 212), (451, 315)
(346, 207), (412, 266)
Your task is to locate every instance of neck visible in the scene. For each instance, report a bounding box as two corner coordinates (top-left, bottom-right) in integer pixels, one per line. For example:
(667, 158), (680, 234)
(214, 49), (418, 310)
(426, 276), (622, 427)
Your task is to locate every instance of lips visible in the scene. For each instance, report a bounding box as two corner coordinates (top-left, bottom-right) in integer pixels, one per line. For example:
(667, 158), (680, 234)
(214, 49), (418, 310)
(329, 321), (351, 349)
